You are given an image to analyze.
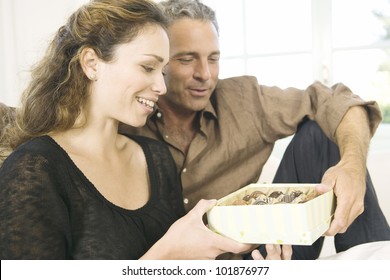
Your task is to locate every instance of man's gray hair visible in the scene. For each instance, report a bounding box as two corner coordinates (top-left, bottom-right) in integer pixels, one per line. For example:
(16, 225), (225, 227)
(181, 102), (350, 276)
(158, 0), (219, 33)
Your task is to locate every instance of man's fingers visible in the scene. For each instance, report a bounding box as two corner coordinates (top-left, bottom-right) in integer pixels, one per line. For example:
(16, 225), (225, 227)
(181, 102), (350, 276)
(281, 245), (292, 260)
(315, 183), (333, 194)
(265, 244), (281, 259)
(251, 249), (264, 260)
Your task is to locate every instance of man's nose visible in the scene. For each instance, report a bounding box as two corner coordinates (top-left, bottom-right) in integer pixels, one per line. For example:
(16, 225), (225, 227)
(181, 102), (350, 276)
(194, 59), (211, 81)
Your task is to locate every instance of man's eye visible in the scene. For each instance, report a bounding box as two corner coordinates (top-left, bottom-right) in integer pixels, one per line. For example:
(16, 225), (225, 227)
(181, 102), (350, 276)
(177, 58), (193, 63)
(209, 56), (220, 63)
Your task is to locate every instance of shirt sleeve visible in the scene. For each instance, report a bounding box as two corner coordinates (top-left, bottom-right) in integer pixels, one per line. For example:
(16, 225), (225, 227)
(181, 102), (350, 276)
(257, 80), (382, 142)
(0, 148), (70, 259)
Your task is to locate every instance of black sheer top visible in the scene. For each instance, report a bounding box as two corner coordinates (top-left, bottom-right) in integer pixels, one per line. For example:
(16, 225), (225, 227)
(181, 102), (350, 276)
(0, 135), (185, 259)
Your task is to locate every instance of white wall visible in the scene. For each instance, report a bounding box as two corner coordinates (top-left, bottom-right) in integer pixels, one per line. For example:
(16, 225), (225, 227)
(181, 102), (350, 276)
(0, 0), (88, 106)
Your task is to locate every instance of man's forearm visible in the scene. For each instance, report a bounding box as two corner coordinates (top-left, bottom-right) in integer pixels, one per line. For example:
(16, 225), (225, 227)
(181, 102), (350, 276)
(335, 106), (371, 174)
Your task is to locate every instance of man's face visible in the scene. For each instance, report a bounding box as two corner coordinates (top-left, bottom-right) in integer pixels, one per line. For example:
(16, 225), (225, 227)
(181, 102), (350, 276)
(159, 18), (220, 114)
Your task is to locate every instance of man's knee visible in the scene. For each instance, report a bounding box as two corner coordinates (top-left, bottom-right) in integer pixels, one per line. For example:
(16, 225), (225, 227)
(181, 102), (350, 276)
(275, 119), (340, 183)
(293, 120), (328, 150)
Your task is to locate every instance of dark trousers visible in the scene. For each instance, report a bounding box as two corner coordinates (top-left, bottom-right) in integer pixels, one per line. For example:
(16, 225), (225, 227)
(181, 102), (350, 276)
(272, 119), (390, 259)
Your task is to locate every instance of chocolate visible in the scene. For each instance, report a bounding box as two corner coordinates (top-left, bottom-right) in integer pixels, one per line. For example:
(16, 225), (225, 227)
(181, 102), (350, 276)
(281, 194), (293, 203)
(269, 191), (284, 198)
(250, 190), (266, 199)
(231, 199), (247, 205)
(253, 199), (268, 205)
(227, 188), (318, 206)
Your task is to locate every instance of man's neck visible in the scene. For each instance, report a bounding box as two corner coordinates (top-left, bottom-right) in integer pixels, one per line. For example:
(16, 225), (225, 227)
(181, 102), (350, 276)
(157, 100), (197, 131)
(157, 100), (199, 153)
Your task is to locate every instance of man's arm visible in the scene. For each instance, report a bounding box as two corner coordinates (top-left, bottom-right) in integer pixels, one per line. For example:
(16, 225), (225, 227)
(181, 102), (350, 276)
(320, 106), (371, 235)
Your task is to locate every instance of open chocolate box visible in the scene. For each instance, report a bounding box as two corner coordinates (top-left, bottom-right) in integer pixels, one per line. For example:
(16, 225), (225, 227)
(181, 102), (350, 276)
(206, 183), (335, 245)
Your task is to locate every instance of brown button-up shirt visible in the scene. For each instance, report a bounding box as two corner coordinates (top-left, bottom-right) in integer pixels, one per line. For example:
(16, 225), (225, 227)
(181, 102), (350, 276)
(120, 76), (381, 212)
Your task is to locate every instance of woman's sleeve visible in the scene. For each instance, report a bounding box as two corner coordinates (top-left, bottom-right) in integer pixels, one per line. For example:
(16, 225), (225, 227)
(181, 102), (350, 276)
(0, 149), (70, 259)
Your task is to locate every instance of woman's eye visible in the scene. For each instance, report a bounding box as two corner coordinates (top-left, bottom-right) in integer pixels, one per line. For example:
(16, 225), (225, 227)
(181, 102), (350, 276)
(142, 65), (155, 72)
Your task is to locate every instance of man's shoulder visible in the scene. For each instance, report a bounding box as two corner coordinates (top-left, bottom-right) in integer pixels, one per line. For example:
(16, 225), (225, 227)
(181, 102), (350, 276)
(216, 75), (260, 93)
(210, 76), (263, 115)
(214, 75), (261, 100)
(217, 75), (259, 87)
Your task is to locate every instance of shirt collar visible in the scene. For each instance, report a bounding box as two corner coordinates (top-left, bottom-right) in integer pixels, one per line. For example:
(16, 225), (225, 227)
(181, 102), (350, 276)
(203, 98), (218, 119)
(150, 96), (218, 122)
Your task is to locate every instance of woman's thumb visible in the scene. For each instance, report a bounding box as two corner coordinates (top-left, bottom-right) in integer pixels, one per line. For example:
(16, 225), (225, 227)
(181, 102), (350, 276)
(190, 199), (218, 216)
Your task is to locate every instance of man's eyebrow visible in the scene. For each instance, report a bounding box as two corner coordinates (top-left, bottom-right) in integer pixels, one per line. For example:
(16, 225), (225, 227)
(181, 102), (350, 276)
(172, 51), (221, 58)
(143, 54), (164, 62)
(171, 51), (196, 58)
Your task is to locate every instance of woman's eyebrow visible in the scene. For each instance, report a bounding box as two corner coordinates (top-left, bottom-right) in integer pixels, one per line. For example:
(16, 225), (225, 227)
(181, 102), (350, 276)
(143, 54), (164, 62)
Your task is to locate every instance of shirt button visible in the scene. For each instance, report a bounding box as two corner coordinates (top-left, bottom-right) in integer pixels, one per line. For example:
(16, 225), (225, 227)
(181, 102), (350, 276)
(156, 112), (162, 118)
(182, 168), (187, 173)
(183, 198), (189, 204)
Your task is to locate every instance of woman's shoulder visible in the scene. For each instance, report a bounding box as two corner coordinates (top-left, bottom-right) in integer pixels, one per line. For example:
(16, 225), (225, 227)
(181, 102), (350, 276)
(2, 136), (65, 167)
(122, 134), (174, 167)
(124, 134), (169, 152)
(16, 135), (61, 154)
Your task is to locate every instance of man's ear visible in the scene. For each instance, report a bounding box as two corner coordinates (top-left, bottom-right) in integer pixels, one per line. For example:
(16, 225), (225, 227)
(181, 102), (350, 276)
(80, 47), (99, 81)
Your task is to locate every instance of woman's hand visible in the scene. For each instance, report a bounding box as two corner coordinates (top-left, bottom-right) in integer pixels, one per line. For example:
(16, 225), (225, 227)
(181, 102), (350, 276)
(141, 199), (255, 259)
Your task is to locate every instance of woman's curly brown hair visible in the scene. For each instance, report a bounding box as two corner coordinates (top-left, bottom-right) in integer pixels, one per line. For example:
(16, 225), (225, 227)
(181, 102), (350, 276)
(0, 103), (17, 164)
(1, 0), (167, 157)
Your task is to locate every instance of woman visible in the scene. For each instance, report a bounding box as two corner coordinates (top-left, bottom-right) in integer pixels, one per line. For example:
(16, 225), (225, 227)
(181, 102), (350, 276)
(0, 0), (291, 260)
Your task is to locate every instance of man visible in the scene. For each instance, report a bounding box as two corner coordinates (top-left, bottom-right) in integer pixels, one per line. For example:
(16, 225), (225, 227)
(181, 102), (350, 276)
(120, 0), (390, 259)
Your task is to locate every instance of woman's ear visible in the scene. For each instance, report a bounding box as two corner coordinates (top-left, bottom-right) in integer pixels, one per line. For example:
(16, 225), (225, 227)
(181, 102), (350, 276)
(80, 47), (99, 81)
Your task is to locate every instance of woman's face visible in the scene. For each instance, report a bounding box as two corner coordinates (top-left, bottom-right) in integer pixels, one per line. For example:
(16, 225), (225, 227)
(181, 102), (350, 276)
(91, 25), (169, 127)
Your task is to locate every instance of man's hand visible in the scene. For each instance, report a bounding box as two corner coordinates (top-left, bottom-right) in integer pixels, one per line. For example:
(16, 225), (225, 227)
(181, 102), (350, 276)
(251, 244), (292, 260)
(317, 161), (365, 235)
(318, 106), (370, 235)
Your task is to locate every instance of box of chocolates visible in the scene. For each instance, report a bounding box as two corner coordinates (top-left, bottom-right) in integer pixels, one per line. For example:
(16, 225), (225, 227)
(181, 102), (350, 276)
(206, 183), (335, 245)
